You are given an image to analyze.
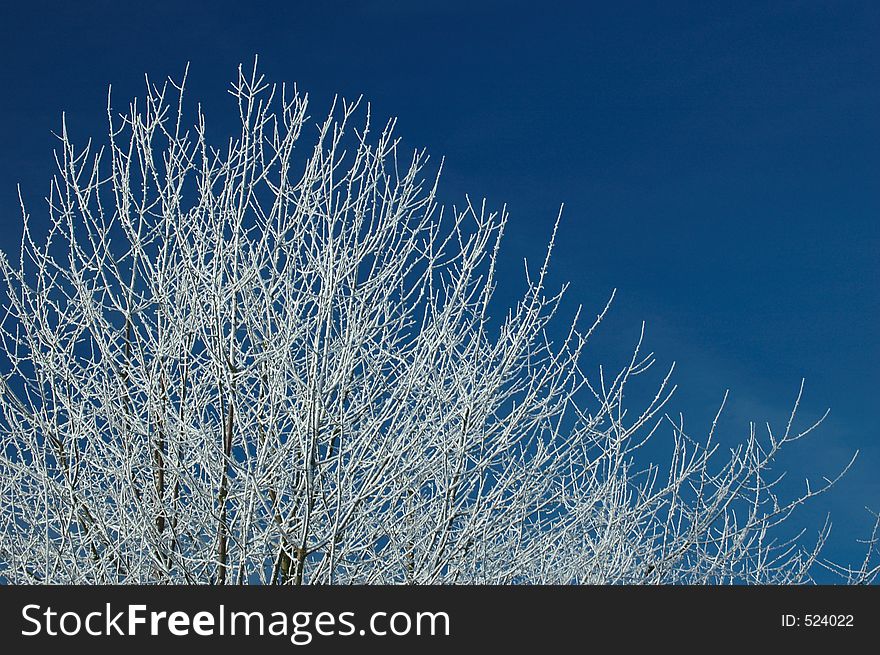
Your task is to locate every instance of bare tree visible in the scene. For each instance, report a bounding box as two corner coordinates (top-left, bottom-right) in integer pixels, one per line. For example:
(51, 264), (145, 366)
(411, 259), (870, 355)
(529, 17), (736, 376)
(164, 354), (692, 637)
(0, 62), (875, 585)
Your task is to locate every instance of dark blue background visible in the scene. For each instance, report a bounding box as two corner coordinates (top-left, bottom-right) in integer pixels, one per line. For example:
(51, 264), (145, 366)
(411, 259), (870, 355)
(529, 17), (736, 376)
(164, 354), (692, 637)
(1, 0), (877, 575)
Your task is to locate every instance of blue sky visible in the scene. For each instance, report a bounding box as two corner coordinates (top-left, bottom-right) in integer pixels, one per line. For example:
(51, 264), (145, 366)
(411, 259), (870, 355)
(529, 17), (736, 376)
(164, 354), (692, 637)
(1, 1), (877, 573)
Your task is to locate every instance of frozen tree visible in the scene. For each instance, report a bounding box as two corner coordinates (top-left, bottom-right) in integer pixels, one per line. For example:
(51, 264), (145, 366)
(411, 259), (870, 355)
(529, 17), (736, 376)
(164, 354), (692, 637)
(0, 63), (876, 585)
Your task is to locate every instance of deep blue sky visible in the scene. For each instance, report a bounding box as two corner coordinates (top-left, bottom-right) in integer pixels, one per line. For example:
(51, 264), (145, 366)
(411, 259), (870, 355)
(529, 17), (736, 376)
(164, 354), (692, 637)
(1, 1), (877, 573)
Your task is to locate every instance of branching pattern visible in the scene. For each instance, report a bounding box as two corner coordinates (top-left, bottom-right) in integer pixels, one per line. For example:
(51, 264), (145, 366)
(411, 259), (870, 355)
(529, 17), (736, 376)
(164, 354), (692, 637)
(0, 64), (875, 584)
